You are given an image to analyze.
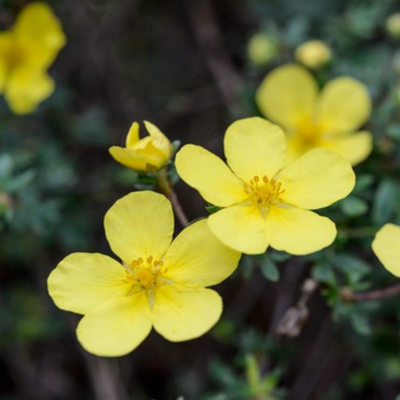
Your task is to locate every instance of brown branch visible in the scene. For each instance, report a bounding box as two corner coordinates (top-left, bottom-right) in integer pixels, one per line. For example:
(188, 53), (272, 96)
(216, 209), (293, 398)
(167, 189), (190, 227)
(341, 283), (400, 302)
(275, 278), (318, 337)
(155, 168), (190, 228)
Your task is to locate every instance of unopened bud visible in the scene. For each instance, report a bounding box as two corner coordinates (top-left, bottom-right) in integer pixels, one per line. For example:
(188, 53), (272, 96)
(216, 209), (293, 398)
(295, 40), (332, 69)
(386, 13), (400, 39)
(247, 33), (278, 67)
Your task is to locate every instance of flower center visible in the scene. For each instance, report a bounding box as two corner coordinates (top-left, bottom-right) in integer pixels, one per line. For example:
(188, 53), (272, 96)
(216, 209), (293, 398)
(244, 175), (285, 208)
(3, 42), (26, 70)
(124, 255), (170, 290)
(295, 118), (323, 149)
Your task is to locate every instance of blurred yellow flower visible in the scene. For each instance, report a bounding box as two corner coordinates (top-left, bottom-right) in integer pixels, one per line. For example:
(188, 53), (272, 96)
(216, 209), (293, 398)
(48, 191), (240, 357)
(256, 64), (373, 166)
(176, 117), (355, 255)
(0, 2), (66, 114)
(109, 121), (173, 172)
(372, 224), (400, 277)
(295, 40), (332, 69)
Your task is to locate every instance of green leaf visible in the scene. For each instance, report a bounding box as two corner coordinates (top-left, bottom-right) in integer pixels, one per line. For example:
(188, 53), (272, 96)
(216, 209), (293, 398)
(334, 254), (371, 284)
(350, 313), (371, 336)
(312, 263), (336, 284)
(387, 124), (400, 140)
(240, 255), (254, 280)
(353, 174), (374, 194)
(5, 170), (35, 193)
(340, 196), (368, 217)
(260, 258), (280, 282)
(372, 180), (398, 225)
(206, 205), (221, 214)
(0, 154), (13, 179)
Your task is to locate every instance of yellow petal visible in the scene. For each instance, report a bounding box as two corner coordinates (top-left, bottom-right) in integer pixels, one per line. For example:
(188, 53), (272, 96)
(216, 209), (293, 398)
(77, 292), (152, 357)
(321, 131), (372, 166)
(175, 144), (247, 207)
(104, 191), (174, 264)
(279, 148), (355, 210)
(163, 219), (241, 287)
(208, 205), (268, 254)
(316, 77), (371, 134)
(47, 253), (129, 315)
(143, 121), (172, 158)
(224, 117), (287, 182)
(256, 64), (318, 130)
(109, 146), (164, 171)
(125, 122), (140, 147)
(5, 68), (54, 114)
(153, 284), (222, 341)
(265, 207), (336, 255)
(372, 224), (400, 277)
(14, 2), (66, 69)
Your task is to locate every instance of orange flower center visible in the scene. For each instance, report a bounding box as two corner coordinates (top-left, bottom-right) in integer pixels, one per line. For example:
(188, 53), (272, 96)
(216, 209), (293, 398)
(244, 175), (285, 208)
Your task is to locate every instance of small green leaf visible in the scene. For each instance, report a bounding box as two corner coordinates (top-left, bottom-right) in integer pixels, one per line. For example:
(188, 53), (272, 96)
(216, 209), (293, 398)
(353, 174), (374, 193)
(260, 258), (279, 282)
(240, 255), (254, 280)
(340, 196), (368, 217)
(312, 263), (336, 284)
(334, 254), (371, 285)
(350, 313), (371, 336)
(206, 205), (221, 214)
(372, 180), (398, 225)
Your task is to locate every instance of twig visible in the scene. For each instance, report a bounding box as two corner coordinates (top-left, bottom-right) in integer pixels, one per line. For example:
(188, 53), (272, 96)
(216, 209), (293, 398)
(275, 278), (318, 337)
(155, 168), (189, 227)
(341, 282), (400, 302)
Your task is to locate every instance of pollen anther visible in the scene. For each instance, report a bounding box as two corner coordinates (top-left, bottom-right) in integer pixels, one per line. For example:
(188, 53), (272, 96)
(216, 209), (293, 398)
(244, 174), (285, 208)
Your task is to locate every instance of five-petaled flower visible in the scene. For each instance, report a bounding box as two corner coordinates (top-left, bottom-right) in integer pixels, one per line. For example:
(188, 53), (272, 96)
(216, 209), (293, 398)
(109, 121), (173, 172)
(48, 191), (240, 357)
(176, 117), (355, 255)
(0, 2), (66, 114)
(256, 64), (372, 166)
(372, 224), (400, 277)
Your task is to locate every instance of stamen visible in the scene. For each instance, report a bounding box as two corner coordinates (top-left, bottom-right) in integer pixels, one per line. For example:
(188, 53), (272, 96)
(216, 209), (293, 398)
(124, 255), (172, 291)
(243, 175), (285, 209)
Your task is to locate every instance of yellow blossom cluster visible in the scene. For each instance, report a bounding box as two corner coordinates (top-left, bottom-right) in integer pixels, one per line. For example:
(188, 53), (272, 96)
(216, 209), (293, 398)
(48, 61), (383, 358)
(0, 2), (65, 114)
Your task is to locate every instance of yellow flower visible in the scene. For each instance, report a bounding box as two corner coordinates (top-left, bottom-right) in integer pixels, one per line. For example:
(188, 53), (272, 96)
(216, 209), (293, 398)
(175, 117), (355, 255)
(295, 40), (332, 69)
(256, 64), (373, 166)
(0, 2), (66, 114)
(372, 224), (400, 277)
(109, 121), (173, 172)
(48, 191), (240, 357)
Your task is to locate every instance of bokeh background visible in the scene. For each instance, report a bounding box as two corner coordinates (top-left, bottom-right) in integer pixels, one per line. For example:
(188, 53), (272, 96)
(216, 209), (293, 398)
(2, 0), (400, 399)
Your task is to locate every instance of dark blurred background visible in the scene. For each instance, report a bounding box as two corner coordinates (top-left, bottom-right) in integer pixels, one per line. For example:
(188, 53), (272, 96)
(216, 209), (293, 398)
(2, 0), (400, 399)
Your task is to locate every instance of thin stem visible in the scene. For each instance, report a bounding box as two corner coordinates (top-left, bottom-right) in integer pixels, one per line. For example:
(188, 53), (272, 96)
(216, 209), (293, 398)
(341, 283), (400, 302)
(338, 226), (377, 239)
(155, 168), (189, 227)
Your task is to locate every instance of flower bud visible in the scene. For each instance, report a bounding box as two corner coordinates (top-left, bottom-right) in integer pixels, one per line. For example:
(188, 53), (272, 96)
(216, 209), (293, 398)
(295, 40), (332, 69)
(386, 13), (400, 39)
(109, 121), (172, 172)
(247, 33), (277, 67)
